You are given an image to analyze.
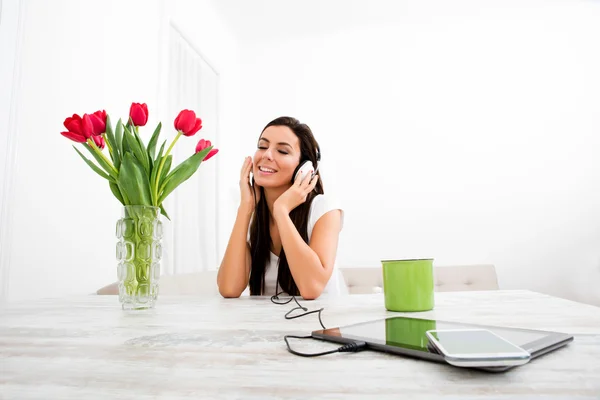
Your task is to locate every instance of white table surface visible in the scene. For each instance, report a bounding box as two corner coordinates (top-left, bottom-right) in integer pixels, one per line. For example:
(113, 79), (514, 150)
(1, 290), (599, 399)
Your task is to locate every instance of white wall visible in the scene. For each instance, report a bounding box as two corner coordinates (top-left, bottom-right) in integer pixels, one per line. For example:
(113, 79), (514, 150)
(0, 0), (23, 303)
(234, 0), (600, 305)
(0, 0), (19, 206)
(4, 0), (160, 302)
(3, 0), (240, 302)
(4, 0), (599, 306)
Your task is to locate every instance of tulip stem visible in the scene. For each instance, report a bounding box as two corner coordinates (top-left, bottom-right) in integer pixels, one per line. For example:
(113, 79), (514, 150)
(153, 131), (182, 205)
(102, 133), (114, 155)
(88, 139), (118, 175)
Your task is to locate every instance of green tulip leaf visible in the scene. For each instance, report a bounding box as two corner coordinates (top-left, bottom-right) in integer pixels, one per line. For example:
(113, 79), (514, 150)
(104, 115), (121, 169)
(160, 204), (171, 221)
(109, 181), (125, 204)
(118, 153), (152, 206)
(150, 140), (167, 198)
(124, 125), (149, 174)
(118, 181), (130, 204)
(159, 155), (172, 187)
(132, 128), (151, 173)
(115, 119), (125, 156)
(83, 143), (117, 180)
(147, 122), (161, 161)
(158, 146), (211, 204)
(73, 146), (113, 182)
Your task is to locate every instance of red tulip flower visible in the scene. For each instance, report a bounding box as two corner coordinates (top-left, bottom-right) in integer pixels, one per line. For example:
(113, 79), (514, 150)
(174, 109), (202, 137)
(60, 114), (88, 143)
(195, 139), (218, 161)
(89, 110), (107, 136)
(129, 103), (148, 127)
(92, 134), (105, 150)
(81, 114), (97, 139)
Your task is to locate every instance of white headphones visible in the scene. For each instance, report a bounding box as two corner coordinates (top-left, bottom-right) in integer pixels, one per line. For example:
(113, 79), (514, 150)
(292, 146), (321, 183)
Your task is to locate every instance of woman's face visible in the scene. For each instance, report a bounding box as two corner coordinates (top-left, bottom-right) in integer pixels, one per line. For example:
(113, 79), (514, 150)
(253, 125), (302, 188)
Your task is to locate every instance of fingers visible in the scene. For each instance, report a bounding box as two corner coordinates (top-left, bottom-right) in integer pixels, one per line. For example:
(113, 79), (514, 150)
(302, 170), (316, 186)
(293, 171), (303, 186)
(307, 173), (319, 192)
(295, 169), (312, 187)
(240, 157), (248, 175)
(296, 170), (318, 192)
(247, 160), (253, 183)
(240, 157), (252, 181)
(247, 158), (253, 179)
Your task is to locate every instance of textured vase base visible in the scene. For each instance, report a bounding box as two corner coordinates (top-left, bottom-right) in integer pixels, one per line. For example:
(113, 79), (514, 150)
(120, 296), (157, 310)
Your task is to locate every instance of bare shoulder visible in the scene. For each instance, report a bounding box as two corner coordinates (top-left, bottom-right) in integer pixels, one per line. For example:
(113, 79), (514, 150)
(309, 207), (342, 269)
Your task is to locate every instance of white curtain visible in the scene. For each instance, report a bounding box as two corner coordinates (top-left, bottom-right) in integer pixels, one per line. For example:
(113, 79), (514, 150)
(162, 23), (219, 275)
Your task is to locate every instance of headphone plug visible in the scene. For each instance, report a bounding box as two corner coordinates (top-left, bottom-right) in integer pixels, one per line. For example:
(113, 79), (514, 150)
(338, 341), (367, 353)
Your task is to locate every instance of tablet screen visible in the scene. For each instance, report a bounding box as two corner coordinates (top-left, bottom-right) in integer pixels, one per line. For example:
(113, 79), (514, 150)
(321, 316), (549, 353)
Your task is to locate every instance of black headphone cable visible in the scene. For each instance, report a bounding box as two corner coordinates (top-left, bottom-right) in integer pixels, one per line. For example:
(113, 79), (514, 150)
(271, 291), (367, 357)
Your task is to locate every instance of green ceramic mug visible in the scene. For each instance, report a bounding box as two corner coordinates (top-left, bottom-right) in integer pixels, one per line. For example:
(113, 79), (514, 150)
(381, 258), (434, 312)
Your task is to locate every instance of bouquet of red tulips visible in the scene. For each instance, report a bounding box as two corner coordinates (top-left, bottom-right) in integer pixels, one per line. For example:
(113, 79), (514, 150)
(60, 102), (218, 219)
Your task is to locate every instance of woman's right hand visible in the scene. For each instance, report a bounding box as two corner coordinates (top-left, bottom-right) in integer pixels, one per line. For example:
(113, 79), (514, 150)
(239, 156), (260, 212)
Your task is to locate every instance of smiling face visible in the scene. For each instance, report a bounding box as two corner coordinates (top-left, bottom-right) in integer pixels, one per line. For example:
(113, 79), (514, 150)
(253, 125), (302, 188)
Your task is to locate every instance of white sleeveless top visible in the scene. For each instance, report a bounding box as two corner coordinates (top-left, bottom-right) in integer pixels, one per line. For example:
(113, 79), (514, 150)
(245, 194), (347, 297)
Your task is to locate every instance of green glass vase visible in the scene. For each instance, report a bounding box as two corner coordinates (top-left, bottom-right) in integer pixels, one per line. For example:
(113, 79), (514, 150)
(115, 205), (163, 310)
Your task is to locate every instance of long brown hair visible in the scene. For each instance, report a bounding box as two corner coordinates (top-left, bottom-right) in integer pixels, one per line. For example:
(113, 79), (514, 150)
(248, 116), (324, 295)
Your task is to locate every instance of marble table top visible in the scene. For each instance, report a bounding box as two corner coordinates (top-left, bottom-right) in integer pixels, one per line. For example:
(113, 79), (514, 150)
(1, 290), (599, 399)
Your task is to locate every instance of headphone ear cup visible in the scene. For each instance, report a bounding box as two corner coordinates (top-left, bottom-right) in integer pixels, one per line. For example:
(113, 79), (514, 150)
(292, 160), (313, 183)
(292, 163), (302, 183)
(291, 163), (302, 184)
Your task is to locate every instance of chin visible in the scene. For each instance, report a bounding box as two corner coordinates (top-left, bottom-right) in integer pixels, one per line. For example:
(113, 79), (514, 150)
(255, 175), (289, 188)
(255, 180), (280, 188)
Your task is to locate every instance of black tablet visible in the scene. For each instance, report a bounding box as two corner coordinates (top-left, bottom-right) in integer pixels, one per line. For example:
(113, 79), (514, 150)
(311, 316), (573, 372)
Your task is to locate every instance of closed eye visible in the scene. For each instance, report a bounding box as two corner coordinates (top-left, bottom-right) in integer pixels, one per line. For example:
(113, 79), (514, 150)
(258, 145), (289, 155)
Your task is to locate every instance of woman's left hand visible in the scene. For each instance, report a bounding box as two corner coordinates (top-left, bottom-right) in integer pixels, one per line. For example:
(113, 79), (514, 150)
(273, 171), (319, 217)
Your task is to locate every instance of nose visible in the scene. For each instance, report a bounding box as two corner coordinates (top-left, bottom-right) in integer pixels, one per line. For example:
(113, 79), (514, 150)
(262, 147), (274, 161)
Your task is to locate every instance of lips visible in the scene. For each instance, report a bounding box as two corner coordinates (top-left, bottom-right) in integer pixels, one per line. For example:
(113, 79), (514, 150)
(258, 166), (277, 174)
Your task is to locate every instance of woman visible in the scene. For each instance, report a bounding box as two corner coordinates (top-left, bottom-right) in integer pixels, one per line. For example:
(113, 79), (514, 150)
(217, 116), (345, 299)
